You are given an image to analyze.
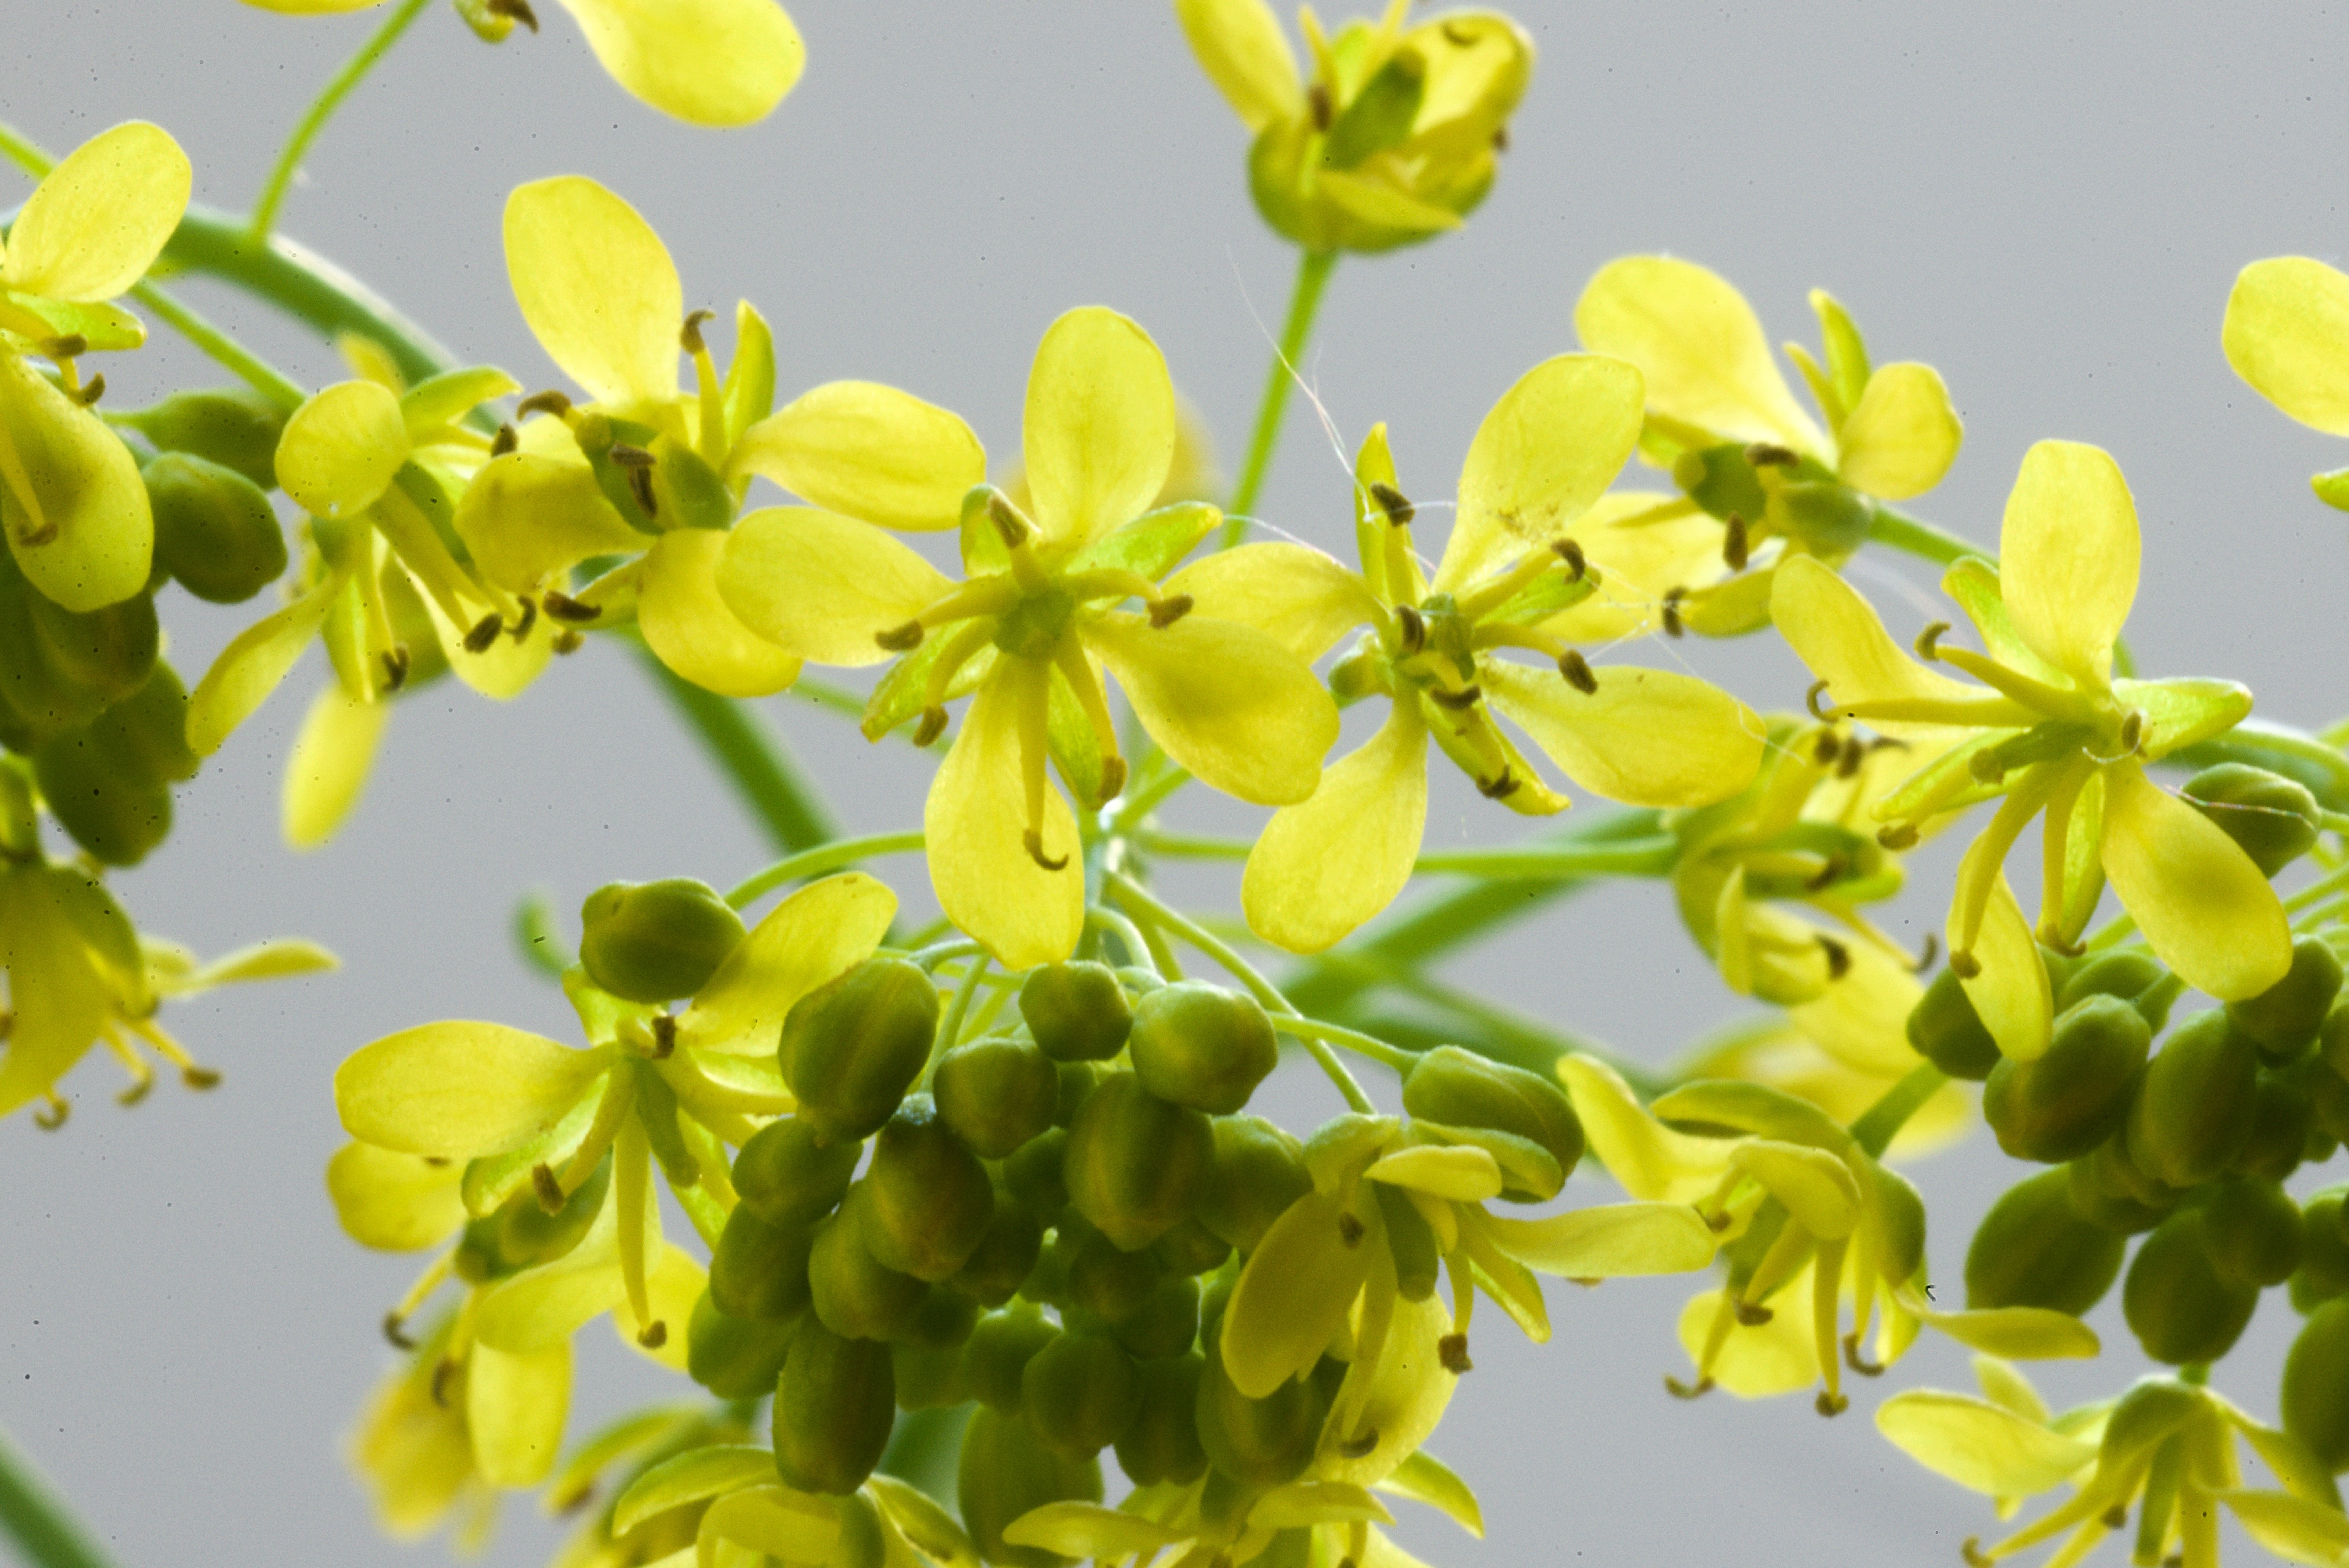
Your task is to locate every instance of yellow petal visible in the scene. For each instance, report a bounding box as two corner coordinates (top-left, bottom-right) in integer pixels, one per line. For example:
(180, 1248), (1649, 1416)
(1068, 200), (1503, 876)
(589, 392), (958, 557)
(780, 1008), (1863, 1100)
(504, 176), (682, 413)
(1728, 1139), (1862, 1239)
(1835, 362), (1962, 501)
(1173, 0), (1301, 132)
(0, 870), (112, 1116)
(452, 450), (643, 592)
(611, 1446), (776, 1538)
(467, 1339), (572, 1488)
(1161, 541), (1379, 662)
(283, 684), (389, 848)
(925, 664), (1084, 969)
(1, 122), (191, 302)
(733, 381), (985, 532)
(1894, 1284), (2100, 1360)
(1365, 1142), (1502, 1201)
(2100, 760), (2292, 1000)
(1222, 1189), (1373, 1398)
(1998, 440), (2137, 688)
(2216, 1490), (2349, 1566)
(1436, 353), (1646, 594)
(277, 381), (411, 519)
(1480, 1201), (1717, 1277)
(679, 872), (897, 1054)
(1574, 256), (1827, 455)
(1481, 658), (1763, 807)
(1786, 937), (1927, 1078)
(1377, 1450), (1484, 1539)
(1770, 555), (2021, 739)
(1319, 1293), (1457, 1488)
(335, 1022), (607, 1158)
(1953, 871), (2052, 1062)
(186, 577), (336, 756)
(639, 530), (801, 697)
(1022, 308), (1175, 549)
(1678, 1281), (1818, 1398)
(551, 0), (804, 128)
(0, 355), (153, 611)
(1242, 702), (1425, 954)
(325, 1141), (467, 1251)
(415, 573), (555, 701)
(2222, 257), (2349, 435)
(1540, 491), (1729, 643)
(1403, 12), (1533, 135)
(1554, 1053), (1731, 1203)
(697, 1487), (841, 1563)
(1876, 1390), (2098, 1499)
(1085, 611), (1338, 805)
(716, 506), (955, 666)
(1002, 1504), (1186, 1559)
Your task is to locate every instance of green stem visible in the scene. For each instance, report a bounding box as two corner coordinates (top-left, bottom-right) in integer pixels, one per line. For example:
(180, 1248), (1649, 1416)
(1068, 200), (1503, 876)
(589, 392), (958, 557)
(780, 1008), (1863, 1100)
(1411, 836), (1682, 880)
(1139, 830), (1250, 861)
(1273, 1013), (1416, 1073)
(512, 889), (575, 977)
(638, 649), (840, 855)
(1219, 247), (1338, 549)
(1867, 503), (1983, 567)
(2171, 720), (2349, 812)
(905, 937), (987, 971)
(725, 830), (926, 909)
(1084, 905), (1159, 973)
(1110, 761), (1194, 836)
(248, 0), (435, 244)
(788, 675), (875, 725)
(0, 120), (57, 179)
(2285, 858), (2349, 916)
(0, 1422), (121, 1568)
(1848, 1061), (1949, 1160)
(126, 278), (307, 410)
(934, 953), (991, 1062)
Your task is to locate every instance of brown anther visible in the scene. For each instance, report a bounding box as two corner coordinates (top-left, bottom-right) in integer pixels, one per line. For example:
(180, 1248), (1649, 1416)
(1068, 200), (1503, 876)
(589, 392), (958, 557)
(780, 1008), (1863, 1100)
(913, 706), (949, 747)
(636, 1320), (668, 1351)
(552, 629), (583, 655)
(1475, 768), (1520, 800)
(429, 1358), (458, 1408)
(1429, 684), (1482, 711)
(680, 308), (715, 354)
(382, 1311), (415, 1350)
(1841, 1333), (1884, 1376)
(1369, 480), (1415, 527)
(1438, 1333), (1473, 1374)
(1732, 1299), (1774, 1327)
(516, 389), (572, 421)
(1308, 81), (1333, 131)
(552, 1484), (594, 1516)
(1817, 935), (1852, 980)
(1805, 679), (1837, 721)
(1805, 852), (1847, 893)
(42, 333), (88, 359)
(1665, 1374), (1714, 1400)
(1395, 604), (1427, 655)
(1552, 537), (1587, 579)
(1148, 593), (1194, 629)
(1814, 1390), (1849, 1418)
(1914, 620), (1950, 661)
(649, 1014), (678, 1059)
(987, 491), (1031, 549)
(1961, 1537), (1993, 1568)
(2038, 928), (2088, 959)
(488, 0), (538, 28)
(33, 1096), (67, 1130)
(624, 462), (658, 518)
(608, 443), (656, 468)
(464, 613), (504, 654)
(543, 589), (601, 623)
(181, 1066), (221, 1090)
(489, 423), (519, 457)
(1662, 586), (1687, 637)
(116, 1078), (152, 1107)
(1442, 19), (1478, 43)
(508, 595), (538, 642)
(1024, 829), (1069, 872)
(1337, 1212), (1367, 1247)
(1491, 123), (1510, 151)
(1703, 1208), (1733, 1233)
(1722, 512), (1750, 572)
(875, 620), (926, 652)
(1559, 650), (1599, 695)
(1876, 822), (1920, 851)
(1948, 950), (1982, 980)
(1096, 755), (1128, 808)
(2119, 709), (2144, 754)
(2101, 1506), (2128, 1531)
(73, 372), (105, 407)
(423, 1155), (450, 1167)
(1837, 739), (1865, 779)
(1337, 1430), (1379, 1459)
(1813, 731), (1843, 767)
(1914, 932), (1939, 972)
(379, 645), (412, 693)
(531, 1162), (566, 1212)
(1745, 442), (1799, 468)
(1969, 748), (2007, 785)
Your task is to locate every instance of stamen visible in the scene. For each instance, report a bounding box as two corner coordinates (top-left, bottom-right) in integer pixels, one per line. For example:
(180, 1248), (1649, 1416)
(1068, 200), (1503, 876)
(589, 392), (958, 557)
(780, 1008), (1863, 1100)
(1968, 749), (2005, 785)
(1733, 1299), (1775, 1327)
(636, 1321), (668, 1350)
(182, 1065), (221, 1090)
(531, 1163), (566, 1212)
(1837, 740), (1865, 779)
(987, 491), (1032, 550)
(1338, 1212), (1366, 1246)
(1813, 731), (1842, 767)
(1337, 1429), (1379, 1458)
(516, 390), (572, 421)
(543, 590), (601, 623)
(1429, 684), (1482, 711)
(1559, 650), (1598, 694)
(1948, 950), (1981, 980)
(1877, 823), (1920, 851)
(1438, 1333), (1473, 1374)
(1914, 621), (1950, 661)
(73, 373), (105, 408)
(1745, 442), (1798, 468)
(488, 0), (538, 27)
(1914, 932), (1939, 971)
(1806, 680), (1837, 720)
(1148, 594), (1193, 629)
(33, 1094), (67, 1130)
(1814, 1390), (1849, 1417)
(1665, 1375), (1714, 1400)
(1023, 829), (1069, 872)
(608, 444), (656, 469)
(649, 1015), (677, 1059)
(1475, 768), (1519, 800)
(1805, 853), (1847, 894)
(1841, 1333), (1884, 1376)
(383, 1311), (415, 1350)
(1552, 538), (1587, 579)
(1309, 81), (1334, 131)
(463, 614), (504, 654)
(2118, 709), (2144, 755)
(490, 424), (518, 457)
(679, 309), (715, 354)
(914, 706), (948, 747)
(508, 596), (538, 643)
(1962, 1538), (1993, 1566)
(2100, 1507), (2126, 1531)
(1662, 586), (1686, 637)
(1492, 124), (1510, 151)
(876, 620), (926, 652)
(552, 629), (583, 654)
(1723, 512), (1749, 572)
(1395, 604), (1427, 656)
(42, 333), (88, 360)
(624, 462), (657, 518)
(1096, 755), (1128, 807)
(1369, 480), (1415, 527)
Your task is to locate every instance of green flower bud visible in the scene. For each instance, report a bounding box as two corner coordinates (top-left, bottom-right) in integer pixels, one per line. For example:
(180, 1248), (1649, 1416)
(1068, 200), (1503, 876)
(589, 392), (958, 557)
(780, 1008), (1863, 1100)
(966, 1306), (1059, 1415)
(685, 1287), (800, 1400)
(1374, 1182), (1442, 1303)
(1199, 1115), (1312, 1254)
(1983, 995), (2151, 1163)
(1115, 1352), (1209, 1488)
(2124, 1010), (2259, 1188)
(781, 957), (939, 1142)
(1906, 966), (2009, 1081)
(2314, 1062), (2349, 1144)
(2201, 1175), (2304, 1289)
(1005, 1128), (1071, 1226)
(0, 549), (160, 750)
(2123, 1211), (2260, 1366)
(2294, 1191), (2349, 1311)
(578, 878), (745, 1004)
(2320, 1003), (2349, 1089)
(143, 453), (285, 604)
(830, 1493), (887, 1568)
(948, 1189), (1047, 1310)
(1019, 1223), (1080, 1310)
(773, 1319), (896, 1495)
(2066, 1150), (2174, 1236)
(807, 1206), (927, 1341)
(2227, 935), (2343, 1061)
(1022, 1332), (1142, 1461)
(2057, 950), (2175, 1035)
(1194, 1336), (1325, 1488)
(1068, 1229), (1162, 1323)
(1019, 961), (1134, 1063)
(857, 1094), (993, 1283)
(2184, 763), (2322, 878)
(2233, 1065), (2317, 1183)
(1775, 480), (1876, 559)
(934, 1035), (1060, 1158)
(1965, 1167), (2125, 1315)
(1127, 982), (1280, 1115)
(120, 387), (286, 489)
(2283, 1299), (2349, 1472)
(1672, 443), (1768, 525)
(1111, 1273), (1202, 1361)
(957, 1408), (1101, 1568)
(1052, 1060), (1106, 1128)
(1063, 1074), (1214, 1252)
(708, 1203), (814, 1322)
(34, 661), (196, 866)
(732, 1115), (861, 1229)
(1151, 1216), (1232, 1278)
(455, 1154), (613, 1281)
(1401, 1046), (1583, 1202)
(900, 1285), (979, 1354)
(892, 1336), (971, 1411)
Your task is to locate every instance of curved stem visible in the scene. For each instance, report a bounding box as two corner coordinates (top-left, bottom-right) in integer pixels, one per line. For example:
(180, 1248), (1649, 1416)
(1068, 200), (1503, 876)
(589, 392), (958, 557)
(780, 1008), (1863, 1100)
(934, 953), (991, 1064)
(1219, 247), (1338, 549)
(0, 1422), (121, 1568)
(1866, 502), (1982, 567)
(249, 0), (436, 243)
(1412, 836), (1683, 880)
(725, 830), (926, 910)
(127, 278), (306, 410)
(1848, 1061), (1949, 1160)
(1084, 905), (1159, 973)
(1273, 1013), (1416, 1073)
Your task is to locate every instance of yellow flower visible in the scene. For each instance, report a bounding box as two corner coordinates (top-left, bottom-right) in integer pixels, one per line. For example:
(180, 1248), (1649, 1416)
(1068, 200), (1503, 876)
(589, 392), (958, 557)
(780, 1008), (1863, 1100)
(599, 1442), (974, 1567)
(1678, 1016), (1973, 1164)
(1176, 0), (1533, 253)
(237, 0), (805, 128)
(1771, 439), (2292, 1060)
(1574, 255), (1964, 634)
(2222, 255), (2349, 510)
(1171, 354), (1764, 953)
(716, 307), (1341, 969)
(349, 1315), (501, 1550)
(1, 122), (191, 612)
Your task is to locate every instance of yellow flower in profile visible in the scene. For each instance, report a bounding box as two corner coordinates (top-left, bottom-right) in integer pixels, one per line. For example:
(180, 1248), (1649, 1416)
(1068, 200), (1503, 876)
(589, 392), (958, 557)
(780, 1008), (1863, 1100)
(1772, 440), (2290, 1061)
(1, 121), (192, 612)
(717, 307), (1341, 969)
(349, 1315), (499, 1550)
(1171, 354), (1764, 954)
(1176, 0), (1533, 253)
(1575, 255), (1964, 634)
(236, 0), (805, 128)
(2220, 255), (2349, 514)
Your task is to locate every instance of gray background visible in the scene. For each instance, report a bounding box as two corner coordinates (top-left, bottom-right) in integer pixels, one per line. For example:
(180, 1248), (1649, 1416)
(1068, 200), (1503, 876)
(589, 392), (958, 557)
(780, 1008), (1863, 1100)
(5, 1), (2349, 1563)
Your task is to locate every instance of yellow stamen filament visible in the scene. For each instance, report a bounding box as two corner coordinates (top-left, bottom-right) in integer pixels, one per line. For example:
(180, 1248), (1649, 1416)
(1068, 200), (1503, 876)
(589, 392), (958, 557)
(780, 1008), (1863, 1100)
(126, 1014), (217, 1088)
(2035, 756), (2099, 951)
(1810, 1235), (1849, 1415)
(920, 620), (999, 712)
(98, 1023), (154, 1104)
(1052, 640), (1126, 809)
(614, 1121), (659, 1345)
(0, 413), (52, 546)
(1011, 660), (1067, 871)
(1949, 763), (2064, 962)
(681, 310), (729, 469)
(1934, 646), (2100, 723)
(388, 1251), (456, 1342)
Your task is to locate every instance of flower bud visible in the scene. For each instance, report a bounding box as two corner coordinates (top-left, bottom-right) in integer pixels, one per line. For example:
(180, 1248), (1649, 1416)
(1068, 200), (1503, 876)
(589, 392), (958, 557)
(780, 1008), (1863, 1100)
(1775, 481), (1876, 559)
(902, 1284), (982, 1352)
(1198, 1115), (1312, 1254)
(1019, 961), (1134, 1063)
(456, 1155), (611, 1280)
(1004, 1127), (1071, 1225)
(1022, 1332), (1142, 1461)
(934, 1035), (1060, 1157)
(1194, 1336), (1325, 1488)
(1906, 967), (2004, 1081)
(731, 1114), (860, 1229)
(2201, 1174), (2304, 1289)
(957, 1408), (1102, 1568)
(893, 1335), (971, 1412)
(2314, 1060), (2349, 1144)
(686, 1287), (800, 1399)
(1401, 1046), (1583, 1202)
(780, 957), (939, 1141)
(2233, 1064), (2317, 1183)
(1, 557), (161, 748)
(1111, 1274), (1202, 1362)
(143, 453), (285, 604)
(1983, 994), (2150, 1163)
(1672, 444), (1767, 524)
(807, 1205), (927, 1342)
(947, 1189), (1047, 1309)
(2066, 1148), (2174, 1235)
(1127, 982), (1280, 1115)
(1116, 1351), (1209, 1488)
(1067, 1229), (1162, 1323)
(773, 1318), (896, 1495)
(2184, 763), (2322, 878)
(120, 387), (286, 489)
(577, 878), (745, 1003)
(2122, 1211), (2260, 1366)
(1052, 1060), (1105, 1127)
(1152, 1216), (1232, 1278)
(2284, 1300), (2349, 1472)
(709, 1203), (815, 1323)
(1062, 1074), (1215, 1251)
(2057, 950), (2174, 1035)
(2124, 1010), (2260, 1189)
(966, 1306), (1059, 1415)
(33, 661), (195, 866)
(1964, 1167), (2124, 1315)
(2320, 1002), (2349, 1088)
(857, 1094), (993, 1282)
(2227, 935), (2343, 1061)
(2296, 1191), (2349, 1311)
(1374, 1182), (1443, 1302)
